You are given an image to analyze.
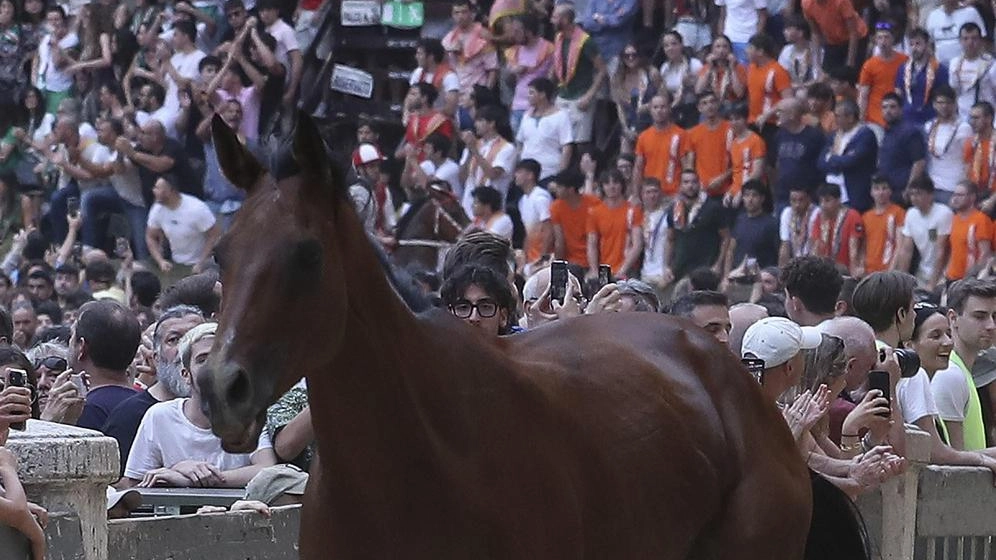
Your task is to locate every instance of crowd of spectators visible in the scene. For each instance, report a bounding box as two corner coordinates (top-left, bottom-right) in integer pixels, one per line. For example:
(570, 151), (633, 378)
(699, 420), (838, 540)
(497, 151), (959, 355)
(8, 0), (996, 549)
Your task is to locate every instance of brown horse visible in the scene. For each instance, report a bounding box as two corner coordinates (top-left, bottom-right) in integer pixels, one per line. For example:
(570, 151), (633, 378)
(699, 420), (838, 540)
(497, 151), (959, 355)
(200, 114), (846, 558)
(392, 187), (469, 272)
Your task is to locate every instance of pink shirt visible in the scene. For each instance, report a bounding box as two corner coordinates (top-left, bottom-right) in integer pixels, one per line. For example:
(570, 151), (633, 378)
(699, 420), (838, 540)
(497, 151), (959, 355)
(509, 40), (554, 111)
(215, 86), (260, 140)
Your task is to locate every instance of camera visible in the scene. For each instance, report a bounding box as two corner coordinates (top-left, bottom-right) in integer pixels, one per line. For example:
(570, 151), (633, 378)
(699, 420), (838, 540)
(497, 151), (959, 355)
(895, 348), (921, 378)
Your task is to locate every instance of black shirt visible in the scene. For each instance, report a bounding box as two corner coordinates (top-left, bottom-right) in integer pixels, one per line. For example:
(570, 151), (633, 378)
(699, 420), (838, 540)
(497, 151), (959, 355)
(136, 138), (203, 204)
(731, 210), (780, 268)
(101, 390), (159, 476)
(667, 196), (727, 280)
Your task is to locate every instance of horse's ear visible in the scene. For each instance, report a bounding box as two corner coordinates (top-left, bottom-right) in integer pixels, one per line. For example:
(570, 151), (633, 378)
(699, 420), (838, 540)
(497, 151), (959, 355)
(211, 114), (265, 193)
(292, 113), (338, 191)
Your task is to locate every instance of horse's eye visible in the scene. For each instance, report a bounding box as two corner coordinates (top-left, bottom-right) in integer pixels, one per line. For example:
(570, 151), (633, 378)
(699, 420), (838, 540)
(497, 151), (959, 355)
(295, 239), (322, 270)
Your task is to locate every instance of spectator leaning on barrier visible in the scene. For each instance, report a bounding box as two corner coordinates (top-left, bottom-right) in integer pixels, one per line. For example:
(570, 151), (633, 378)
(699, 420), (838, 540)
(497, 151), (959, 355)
(931, 278), (996, 451)
(123, 322), (277, 488)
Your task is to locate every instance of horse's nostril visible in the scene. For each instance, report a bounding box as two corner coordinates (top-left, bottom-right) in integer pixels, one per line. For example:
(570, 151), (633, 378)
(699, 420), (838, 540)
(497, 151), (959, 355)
(226, 368), (251, 407)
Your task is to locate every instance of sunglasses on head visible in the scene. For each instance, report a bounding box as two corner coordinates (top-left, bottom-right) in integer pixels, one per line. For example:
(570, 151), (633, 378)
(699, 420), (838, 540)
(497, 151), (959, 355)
(35, 356), (67, 372)
(875, 22), (893, 30)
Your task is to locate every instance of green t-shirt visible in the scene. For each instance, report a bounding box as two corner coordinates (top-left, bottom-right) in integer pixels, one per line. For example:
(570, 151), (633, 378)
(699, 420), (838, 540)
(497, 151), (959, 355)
(0, 128), (21, 174)
(557, 37), (599, 100)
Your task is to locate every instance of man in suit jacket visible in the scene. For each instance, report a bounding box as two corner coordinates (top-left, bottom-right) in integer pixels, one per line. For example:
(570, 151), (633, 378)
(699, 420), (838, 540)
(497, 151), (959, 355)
(818, 99), (878, 212)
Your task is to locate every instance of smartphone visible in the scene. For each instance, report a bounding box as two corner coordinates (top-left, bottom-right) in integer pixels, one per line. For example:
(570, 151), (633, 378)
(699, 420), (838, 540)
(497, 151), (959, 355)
(6, 368), (27, 431)
(742, 357), (765, 384)
(115, 237), (130, 258)
(67, 197), (80, 219)
(598, 264), (612, 288)
(867, 370), (891, 417)
(71, 372), (89, 397)
(550, 260), (568, 305)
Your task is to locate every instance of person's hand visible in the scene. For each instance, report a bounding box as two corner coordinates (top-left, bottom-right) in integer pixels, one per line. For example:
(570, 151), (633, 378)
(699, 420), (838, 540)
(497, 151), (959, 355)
(39, 370), (84, 425)
(230, 499), (272, 517)
(11, 128), (26, 142)
(67, 212), (82, 232)
(246, 15), (258, 28)
(139, 467), (190, 487)
(157, 259), (173, 273)
(579, 152), (597, 177)
(192, 260), (205, 274)
(460, 130), (478, 151)
(11, 227), (31, 252)
(0, 446), (17, 470)
(114, 136), (132, 155)
(723, 191), (741, 208)
(783, 385), (831, 441)
(726, 53), (738, 67)
(849, 445), (892, 490)
(585, 283), (622, 314)
(25, 502), (47, 530)
(0, 386), (32, 430)
(841, 389), (891, 441)
(171, 460), (225, 487)
(578, 95), (592, 112)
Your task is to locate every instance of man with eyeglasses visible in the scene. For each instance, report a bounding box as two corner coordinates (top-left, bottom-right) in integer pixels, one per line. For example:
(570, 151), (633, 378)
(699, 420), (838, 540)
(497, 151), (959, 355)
(440, 265), (516, 337)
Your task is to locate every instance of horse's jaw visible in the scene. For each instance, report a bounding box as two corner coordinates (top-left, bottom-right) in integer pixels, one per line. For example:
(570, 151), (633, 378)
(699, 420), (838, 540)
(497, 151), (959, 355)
(199, 352), (271, 453)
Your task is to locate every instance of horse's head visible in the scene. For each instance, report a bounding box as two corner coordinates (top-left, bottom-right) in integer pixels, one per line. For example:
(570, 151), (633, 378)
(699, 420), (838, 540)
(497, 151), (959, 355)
(200, 113), (349, 452)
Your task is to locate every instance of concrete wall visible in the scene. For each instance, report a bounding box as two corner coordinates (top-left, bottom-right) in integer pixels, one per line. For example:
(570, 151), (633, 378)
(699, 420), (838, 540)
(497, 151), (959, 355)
(107, 505), (301, 560)
(6, 420), (118, 560)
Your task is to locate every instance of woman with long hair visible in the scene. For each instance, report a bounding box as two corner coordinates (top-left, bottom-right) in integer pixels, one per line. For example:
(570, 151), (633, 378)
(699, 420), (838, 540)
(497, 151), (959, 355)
(694, 34), (747, 108)
(610, 42), (661, 152)
(657, 31), (702, 128)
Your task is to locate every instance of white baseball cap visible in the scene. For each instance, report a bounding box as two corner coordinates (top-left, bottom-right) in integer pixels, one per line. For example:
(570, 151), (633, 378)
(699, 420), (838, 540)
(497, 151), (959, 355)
(353, 143), (383, 166)
(741, 317), (822, 369)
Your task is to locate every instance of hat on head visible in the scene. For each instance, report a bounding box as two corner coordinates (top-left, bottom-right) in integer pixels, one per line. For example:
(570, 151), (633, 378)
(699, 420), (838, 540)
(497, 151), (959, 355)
(245, 464), (309, 505)
(352, 144), (383, 167)
(973, 347), (996, 388)
(742, 317), (822, 369)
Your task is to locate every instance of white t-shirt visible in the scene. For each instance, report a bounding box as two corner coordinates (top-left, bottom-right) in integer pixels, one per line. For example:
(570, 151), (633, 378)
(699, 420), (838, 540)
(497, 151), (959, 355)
(898, 369), (941, 424)
(165, 48), (207, 111)
(409, 67), (461, 93)
(475, 213), (514, 240)
(924, 119), (972, 192)
(419, 158), (463, 199)
(125, 398), (271, 481)
(515, 109), (573, 180)
(518, 186), (552, 231)
(460, 137), (517, 217)
(715, 0), (766, 42)
(266, 19), (299, 82)
(136, 105), (180, 140)
(779, 205), (819, 258)
(948, 54), (995, 120)
(901, 202), (954, 283)
(927, 6), (986, 65)
(78, 142), (112, 191)
(107, 149), (145, 208)
(147, 194), (217, 265)
(36, 32), (79, 93)
(931, 362), (971, 422)
(660, 58), (703, 100)
(642, 205), (669, 278)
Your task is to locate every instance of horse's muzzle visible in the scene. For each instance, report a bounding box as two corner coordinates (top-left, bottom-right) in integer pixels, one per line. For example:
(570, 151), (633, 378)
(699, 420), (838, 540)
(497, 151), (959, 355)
(199, 360), (263, 453)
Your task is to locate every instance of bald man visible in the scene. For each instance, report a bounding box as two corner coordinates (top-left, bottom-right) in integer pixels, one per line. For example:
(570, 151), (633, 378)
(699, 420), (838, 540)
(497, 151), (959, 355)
(729, 302), (768, 356)
(115, 119), (202, 201)
(772, 97), (826, 213)
(820, 316), (906, 456)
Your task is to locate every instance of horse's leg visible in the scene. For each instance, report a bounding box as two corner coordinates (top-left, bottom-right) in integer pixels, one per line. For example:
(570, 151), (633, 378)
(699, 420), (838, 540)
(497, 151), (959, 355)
(693, 460), (811, 560)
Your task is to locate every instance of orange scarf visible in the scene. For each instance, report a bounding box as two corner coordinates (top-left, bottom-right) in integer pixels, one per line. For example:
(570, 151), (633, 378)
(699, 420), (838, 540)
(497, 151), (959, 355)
(421, 61), (454, 92)
(505, 39), (554, 72)
(553, 25), (589, 87)
(443, 23), (490, 62)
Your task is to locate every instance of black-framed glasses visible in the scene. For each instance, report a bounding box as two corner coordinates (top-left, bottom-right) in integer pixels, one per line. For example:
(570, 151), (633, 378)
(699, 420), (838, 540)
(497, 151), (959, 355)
(35, 356), (67, 372)
(449, 300), (498, 319)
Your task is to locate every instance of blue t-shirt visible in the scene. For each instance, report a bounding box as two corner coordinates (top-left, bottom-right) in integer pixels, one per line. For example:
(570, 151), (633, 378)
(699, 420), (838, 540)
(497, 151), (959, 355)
(101, 389), (159, 475)
(732, 211), (780, 268)
(77, 385), (139, 433)
(772, 125), (826, 204)
(879, 122), (927, 203)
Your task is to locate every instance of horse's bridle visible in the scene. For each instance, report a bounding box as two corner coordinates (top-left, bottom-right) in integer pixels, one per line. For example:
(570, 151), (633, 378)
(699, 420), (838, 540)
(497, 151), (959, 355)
(395, 197), (463, 250)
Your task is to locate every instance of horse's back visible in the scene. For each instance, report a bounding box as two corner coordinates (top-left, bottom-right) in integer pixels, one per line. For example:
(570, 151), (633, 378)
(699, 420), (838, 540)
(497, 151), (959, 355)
(501, 313), (811, 557)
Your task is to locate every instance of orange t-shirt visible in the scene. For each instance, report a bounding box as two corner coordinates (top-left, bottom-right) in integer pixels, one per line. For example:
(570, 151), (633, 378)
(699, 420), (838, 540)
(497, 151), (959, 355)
(586, 202), (644, 271)
(551, 194), (602, 268)
(747, 60), (791, 124)
(696, 64), (748, 103)
(947, 209), (993, 280)
(802, 0), (868, 46)
(688, 120), (732, 195)
(811, 208), (864, 267)
(729, 131), (767, 195)
(862, 204), (905, 273)
(635, 124), (689, 196)
(964, 136), (995, 193)
(858, 53), (908, 127)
